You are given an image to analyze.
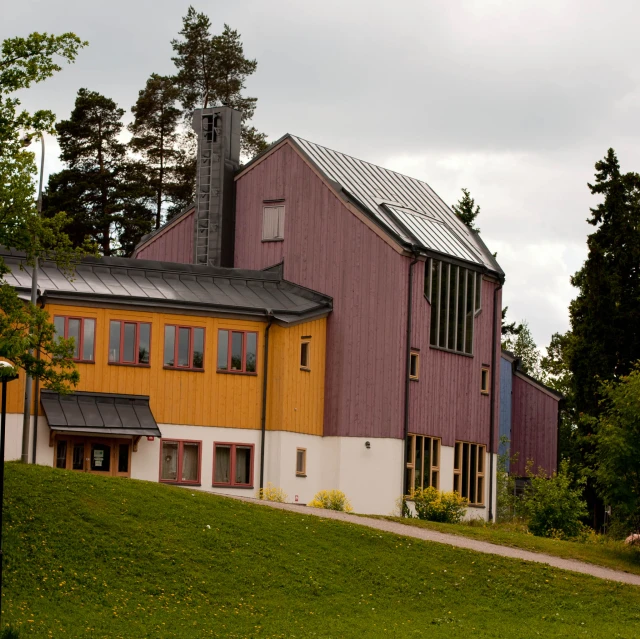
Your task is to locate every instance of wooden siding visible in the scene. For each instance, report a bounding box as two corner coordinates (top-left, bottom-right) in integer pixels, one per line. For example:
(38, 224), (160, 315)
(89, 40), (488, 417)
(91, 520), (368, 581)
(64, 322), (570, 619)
(235, 143), (408, 438)
(6, 303), (325, 437)
(134, 210), (194, 263)
(267, 319), (326, 436)
(409, 264), (502, 448)
(511, 375), (559, 476)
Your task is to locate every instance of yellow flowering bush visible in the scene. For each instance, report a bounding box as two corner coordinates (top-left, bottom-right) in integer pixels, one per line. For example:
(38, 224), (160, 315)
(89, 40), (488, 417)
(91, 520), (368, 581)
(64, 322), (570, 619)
(308, 489), (353, 513)
(410, 486), (467, 523)
(257, 483), (288, 502)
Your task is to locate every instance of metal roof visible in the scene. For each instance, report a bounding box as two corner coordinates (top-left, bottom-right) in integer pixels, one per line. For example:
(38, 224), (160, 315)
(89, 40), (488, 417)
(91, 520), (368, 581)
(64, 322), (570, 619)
(288, 135), (503, 274)
(1, 250), (332, 324)
(40, 390), (162, 437)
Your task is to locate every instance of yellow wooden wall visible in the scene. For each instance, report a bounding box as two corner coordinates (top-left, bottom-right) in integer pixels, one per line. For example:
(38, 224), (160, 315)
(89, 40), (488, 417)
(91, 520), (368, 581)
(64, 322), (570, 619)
(267, 318), (326, 436)
(5, 303), (326, 435)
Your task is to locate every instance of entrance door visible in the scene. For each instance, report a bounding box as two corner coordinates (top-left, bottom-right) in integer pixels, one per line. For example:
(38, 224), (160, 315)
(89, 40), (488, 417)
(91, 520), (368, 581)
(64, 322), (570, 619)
(54, 436), (132, 478)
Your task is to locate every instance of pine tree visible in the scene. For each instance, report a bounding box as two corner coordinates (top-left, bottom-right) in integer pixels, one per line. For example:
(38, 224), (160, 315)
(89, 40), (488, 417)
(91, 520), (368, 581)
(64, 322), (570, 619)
(453, 188), (480, 232)
(129, 74), (181, 229)
(171, 7), (268, 158)
(502, 320), (541, 379)
(45, 89), (153, 255)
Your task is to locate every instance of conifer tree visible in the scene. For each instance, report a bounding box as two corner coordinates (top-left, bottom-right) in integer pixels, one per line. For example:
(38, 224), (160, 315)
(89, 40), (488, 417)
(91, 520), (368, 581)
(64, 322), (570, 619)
(45, 89), (153, 255)
(502, 320), (541, 379)
(453, 188), (480, 232)
(171, 7), (268, 158)
(129, 74), (181, 229)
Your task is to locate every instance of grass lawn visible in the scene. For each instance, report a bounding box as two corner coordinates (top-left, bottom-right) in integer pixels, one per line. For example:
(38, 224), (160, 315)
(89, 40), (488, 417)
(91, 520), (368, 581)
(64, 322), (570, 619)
(377, 516), (640, 576)
(2, 463), (640, 638)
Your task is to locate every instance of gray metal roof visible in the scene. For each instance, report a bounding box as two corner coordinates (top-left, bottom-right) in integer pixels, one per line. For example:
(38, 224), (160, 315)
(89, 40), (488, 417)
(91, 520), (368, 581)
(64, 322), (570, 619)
(40, 390), (162, 437)
(1, 250), (332, 324)
(287, 135), (502, 274)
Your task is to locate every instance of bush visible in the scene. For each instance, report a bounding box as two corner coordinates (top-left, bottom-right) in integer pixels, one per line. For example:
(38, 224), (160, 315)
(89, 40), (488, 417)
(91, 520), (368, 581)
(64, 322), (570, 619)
(308, 490), (353, 512)
(496, 436), (521, 523)
(411, 487), (467, 523)
(522, 460), (587, 539)
(257, 483), (287, 503)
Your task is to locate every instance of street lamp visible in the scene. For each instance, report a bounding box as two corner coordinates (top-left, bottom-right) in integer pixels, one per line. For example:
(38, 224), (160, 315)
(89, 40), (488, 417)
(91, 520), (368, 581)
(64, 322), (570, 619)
(0, 361), (19, 611)
(19, 134), (45, 464)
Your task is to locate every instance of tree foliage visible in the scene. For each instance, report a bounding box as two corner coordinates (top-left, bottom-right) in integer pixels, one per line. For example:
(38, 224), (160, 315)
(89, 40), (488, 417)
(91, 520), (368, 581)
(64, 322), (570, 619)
(452, 188), (480, 232)
(171, 6), (268, 158)
(501, 306), (523, 338)
(502, 320), (541, 379)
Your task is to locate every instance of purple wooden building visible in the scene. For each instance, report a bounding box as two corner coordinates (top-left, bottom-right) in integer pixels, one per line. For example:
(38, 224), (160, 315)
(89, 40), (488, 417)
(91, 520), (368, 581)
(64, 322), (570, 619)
(134, 106), (505, 517)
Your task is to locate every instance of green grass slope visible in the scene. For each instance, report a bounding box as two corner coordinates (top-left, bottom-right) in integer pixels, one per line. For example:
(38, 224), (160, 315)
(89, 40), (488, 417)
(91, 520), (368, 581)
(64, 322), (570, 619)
(2, 463), (640, 639)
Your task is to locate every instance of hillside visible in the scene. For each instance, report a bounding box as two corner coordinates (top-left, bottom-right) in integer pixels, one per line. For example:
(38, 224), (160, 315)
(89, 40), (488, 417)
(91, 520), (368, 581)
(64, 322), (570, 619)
(2, 463), (640, 638)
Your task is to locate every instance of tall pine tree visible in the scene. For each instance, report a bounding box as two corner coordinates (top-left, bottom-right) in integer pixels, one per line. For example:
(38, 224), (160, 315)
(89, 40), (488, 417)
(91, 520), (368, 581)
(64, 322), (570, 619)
(45, 89), (153, 255)
(171, 7), (268, 158)
(453, 188), (480, 232)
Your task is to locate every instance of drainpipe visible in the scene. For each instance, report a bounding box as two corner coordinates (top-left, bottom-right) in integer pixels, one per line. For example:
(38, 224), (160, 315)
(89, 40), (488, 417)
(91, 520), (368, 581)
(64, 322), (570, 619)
(259, 310), (274, 492)
(488, 280), (503, 522)
(402, 248), (420, 505)
(31, 293), (46, 464)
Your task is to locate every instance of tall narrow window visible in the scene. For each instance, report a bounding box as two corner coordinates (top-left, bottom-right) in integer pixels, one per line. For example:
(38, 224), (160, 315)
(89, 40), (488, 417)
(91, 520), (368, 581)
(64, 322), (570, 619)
(53, 316), (96, 362)
(481, 367), (490, 394)
(453, 441), (486, 506)
(160, 440), (201, 484)
(217, 330), (258, 374)
(262, 203), (285, 240)
(164, 326), (205, 370)
(405, 435), (440, 493)
(213, 443), (254, 487)
(409, 351), (419, 380)
(296, 448), (307, 476)
(300, 341), (310, 370)
(109, 320), (151, 365)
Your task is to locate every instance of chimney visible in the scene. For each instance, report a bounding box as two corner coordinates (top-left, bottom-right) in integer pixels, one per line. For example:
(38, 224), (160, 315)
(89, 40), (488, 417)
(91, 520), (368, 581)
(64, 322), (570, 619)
(191, 106), (242, 268)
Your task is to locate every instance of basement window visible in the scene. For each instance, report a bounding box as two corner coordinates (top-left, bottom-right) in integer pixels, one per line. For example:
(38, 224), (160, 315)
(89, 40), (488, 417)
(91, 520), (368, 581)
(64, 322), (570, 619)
(262, 203), (285, 241)
(213, 443), (254, 487)
(160, 440), (201, 484)
(296, 448), (307, 476)
(405, 435), (440, 493)
(481, 367), (490, 394)
(410, 350), (419, 380)
(454, 441), (486, 506)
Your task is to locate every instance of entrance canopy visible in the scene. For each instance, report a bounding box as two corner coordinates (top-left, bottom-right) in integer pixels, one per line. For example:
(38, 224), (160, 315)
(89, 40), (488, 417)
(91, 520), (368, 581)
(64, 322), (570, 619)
(40, 391), (162, 438)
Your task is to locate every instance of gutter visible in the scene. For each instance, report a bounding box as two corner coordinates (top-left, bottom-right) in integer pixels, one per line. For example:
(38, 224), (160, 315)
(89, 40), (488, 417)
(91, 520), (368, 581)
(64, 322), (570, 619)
(402, 247), (420, 505)
(488, 280), (503, 522)
(259, 310), (275, 492)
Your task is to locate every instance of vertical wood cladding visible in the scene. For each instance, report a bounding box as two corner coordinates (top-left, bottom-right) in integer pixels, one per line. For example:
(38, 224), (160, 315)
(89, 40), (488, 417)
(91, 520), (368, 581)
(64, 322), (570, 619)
(135, 211), (194, 263)
(511, 376), (559, 476)
(6, 304), (325, 437)
(235, 144), (407, 439)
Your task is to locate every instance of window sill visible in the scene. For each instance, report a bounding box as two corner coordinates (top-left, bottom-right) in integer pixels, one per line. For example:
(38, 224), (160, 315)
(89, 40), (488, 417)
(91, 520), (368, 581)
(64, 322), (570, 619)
(429, 345), (474, 358)
(163, 366), (205, 373)
(296, 473), (307, 478)
(410, 377), (419, 382)
(466, 503), (486, 509)
(109, 362), (151, 368)
(160, 481), (201, 487)
(74, 360), (95, 364)
(216, 370), (258, 376)
(212, 483), (254, 489)
(480, 391), (490, 396)
(262, 238), (284, 243)
(300, 367), (311, 373)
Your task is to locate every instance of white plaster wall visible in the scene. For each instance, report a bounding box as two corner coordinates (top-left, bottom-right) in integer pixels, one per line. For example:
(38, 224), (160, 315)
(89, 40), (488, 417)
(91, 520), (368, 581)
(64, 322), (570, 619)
(3, 414), (50, 465)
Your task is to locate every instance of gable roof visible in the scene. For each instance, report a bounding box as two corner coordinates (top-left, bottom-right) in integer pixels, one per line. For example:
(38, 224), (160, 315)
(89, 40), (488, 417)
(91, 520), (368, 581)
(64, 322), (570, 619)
(1, 249), (332, 325)
(501, 350), (563, 401)
(239, 134), (503, 277)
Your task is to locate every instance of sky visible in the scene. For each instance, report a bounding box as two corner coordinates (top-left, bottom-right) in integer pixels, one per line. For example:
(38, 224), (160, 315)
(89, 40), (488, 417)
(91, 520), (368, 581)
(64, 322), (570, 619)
(5, 0), (640, 351)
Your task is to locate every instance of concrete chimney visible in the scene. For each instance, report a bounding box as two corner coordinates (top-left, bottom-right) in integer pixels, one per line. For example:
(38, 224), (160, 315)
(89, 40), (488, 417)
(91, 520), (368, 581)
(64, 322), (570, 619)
(191, 106), (242, 268)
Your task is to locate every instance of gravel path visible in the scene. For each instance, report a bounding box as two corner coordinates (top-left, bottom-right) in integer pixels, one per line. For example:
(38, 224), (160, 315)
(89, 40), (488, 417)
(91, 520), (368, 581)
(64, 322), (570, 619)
(231, 496), (640, 587)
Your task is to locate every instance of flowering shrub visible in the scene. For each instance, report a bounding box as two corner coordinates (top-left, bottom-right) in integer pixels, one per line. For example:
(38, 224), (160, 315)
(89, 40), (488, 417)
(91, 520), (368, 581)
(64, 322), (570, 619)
(411, 487), (467, 523)
(257, 483), (288, 503)
(308, 489), (353, 512)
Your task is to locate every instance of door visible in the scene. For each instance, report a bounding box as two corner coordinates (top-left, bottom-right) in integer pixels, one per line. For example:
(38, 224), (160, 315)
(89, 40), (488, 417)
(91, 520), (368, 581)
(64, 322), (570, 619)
(54, 436), (132, 478)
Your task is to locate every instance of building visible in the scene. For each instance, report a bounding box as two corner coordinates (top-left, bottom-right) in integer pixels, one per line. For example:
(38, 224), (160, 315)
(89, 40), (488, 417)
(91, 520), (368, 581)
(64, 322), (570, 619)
(132, 106), (506, 517)
(499, 350), (562, 479)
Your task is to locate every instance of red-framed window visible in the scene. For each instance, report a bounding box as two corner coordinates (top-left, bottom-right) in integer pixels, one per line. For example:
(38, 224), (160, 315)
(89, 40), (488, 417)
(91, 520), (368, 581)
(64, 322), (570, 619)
(109, 320), (151, 366)
(217, 329), (258, 374)
(213, 442), (254, 487)
(164, 325), (205, 370)
(53, 316), (96, 363)
(159, 439), (201, 484)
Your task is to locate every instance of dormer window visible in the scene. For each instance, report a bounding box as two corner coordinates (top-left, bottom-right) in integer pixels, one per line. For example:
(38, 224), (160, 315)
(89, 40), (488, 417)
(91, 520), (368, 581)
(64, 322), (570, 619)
(262, 202), (285, 241)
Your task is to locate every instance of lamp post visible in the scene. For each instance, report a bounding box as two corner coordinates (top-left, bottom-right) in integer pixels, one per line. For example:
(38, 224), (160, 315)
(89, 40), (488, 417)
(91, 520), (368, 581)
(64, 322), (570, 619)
(0, 361), (19, 613)
(20, 134), (44, 464)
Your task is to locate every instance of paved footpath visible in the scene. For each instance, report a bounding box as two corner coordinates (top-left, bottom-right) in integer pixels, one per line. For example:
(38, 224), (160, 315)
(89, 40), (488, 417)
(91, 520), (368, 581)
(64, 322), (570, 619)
(231, 496), (640, 587)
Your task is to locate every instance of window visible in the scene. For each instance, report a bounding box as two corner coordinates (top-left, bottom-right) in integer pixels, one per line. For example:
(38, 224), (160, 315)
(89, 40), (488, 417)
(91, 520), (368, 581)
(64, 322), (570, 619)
(213, 443), (254, 487)
(426, 259), (482, 355)
(54, 316), (96, 362)
(217, 330), (257, 374)
(405, 435), (440, 493)
(296, 448), (307, 476)
(160, 440), (201, 484)
(262, 203), (285, 240)
(164, 325), (205, 370)
(481, 367), (490, 394)
(300, 340), (310, 370)
(453, 441), (486, 506)
(409, 350), (419, 380)
(109, 320), (151, 365)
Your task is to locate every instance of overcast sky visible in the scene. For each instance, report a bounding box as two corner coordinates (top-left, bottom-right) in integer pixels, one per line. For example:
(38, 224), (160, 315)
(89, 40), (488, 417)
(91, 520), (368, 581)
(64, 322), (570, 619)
(5, 0), (640, 351)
